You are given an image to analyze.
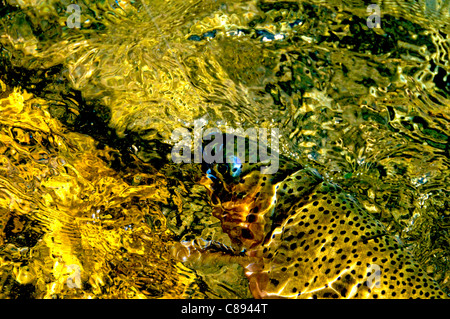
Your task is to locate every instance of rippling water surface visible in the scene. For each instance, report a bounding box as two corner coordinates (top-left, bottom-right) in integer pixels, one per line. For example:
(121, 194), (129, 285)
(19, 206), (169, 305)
(0, 0), (449, 298)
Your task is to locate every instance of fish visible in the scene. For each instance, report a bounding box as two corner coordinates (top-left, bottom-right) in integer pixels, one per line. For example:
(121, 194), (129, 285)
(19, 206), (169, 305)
(177, 133), (447, 299)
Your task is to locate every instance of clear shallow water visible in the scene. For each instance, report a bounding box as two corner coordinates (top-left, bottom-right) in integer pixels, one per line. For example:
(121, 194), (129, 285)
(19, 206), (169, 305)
(0, 0), (449, 298)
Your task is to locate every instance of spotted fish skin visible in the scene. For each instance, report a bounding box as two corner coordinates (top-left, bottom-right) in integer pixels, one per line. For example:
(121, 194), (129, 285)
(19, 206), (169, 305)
(198, 134), (447, 299)
(249, 170), (447, 299)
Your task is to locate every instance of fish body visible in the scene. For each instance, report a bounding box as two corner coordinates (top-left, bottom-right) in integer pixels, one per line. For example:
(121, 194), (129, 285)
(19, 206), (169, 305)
(196, 133), (446, 299)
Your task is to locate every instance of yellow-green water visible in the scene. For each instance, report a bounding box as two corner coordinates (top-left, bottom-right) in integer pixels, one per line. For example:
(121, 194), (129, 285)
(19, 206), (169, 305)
(0, 0), (449, 298)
